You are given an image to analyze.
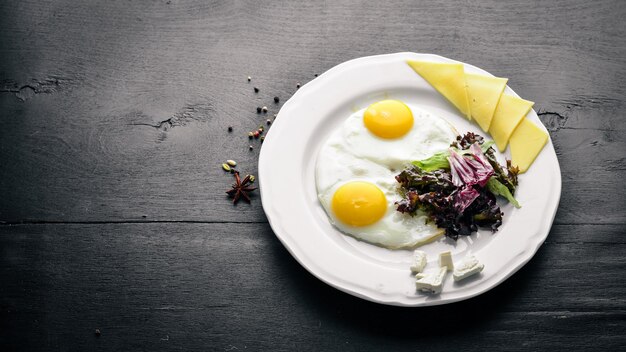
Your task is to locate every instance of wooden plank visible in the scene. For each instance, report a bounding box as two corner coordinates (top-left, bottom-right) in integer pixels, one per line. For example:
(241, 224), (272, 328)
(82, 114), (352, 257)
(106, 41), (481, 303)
(1, 223), (625, 350)
(1, 0), (625, 225)
(550, 129), (626, 225)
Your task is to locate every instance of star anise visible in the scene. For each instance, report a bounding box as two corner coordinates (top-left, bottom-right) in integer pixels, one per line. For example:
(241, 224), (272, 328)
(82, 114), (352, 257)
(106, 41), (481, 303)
(226, 171), (257, 204)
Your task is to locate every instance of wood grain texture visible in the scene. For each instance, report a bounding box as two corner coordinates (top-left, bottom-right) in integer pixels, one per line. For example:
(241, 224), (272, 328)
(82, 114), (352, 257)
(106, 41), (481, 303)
(1, 223), (625, 351)
(0, 0), (625, 350)
(0, 0), (624, 224)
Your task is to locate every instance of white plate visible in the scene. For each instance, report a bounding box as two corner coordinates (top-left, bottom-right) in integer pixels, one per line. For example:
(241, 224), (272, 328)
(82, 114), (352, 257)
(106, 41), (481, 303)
(258, 52), (561, 306)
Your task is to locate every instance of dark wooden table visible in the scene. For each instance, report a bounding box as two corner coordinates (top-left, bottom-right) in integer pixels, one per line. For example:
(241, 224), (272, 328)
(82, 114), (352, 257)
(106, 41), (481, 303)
(1, 1), (625, 350)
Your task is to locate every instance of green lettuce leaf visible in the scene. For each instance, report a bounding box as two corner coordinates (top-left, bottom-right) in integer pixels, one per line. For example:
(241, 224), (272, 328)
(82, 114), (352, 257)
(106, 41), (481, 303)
(412, 140), (496, 171)
(480, 140), (495, 153)
(412, 151), (450, 171)
(486, 177), (521, 208)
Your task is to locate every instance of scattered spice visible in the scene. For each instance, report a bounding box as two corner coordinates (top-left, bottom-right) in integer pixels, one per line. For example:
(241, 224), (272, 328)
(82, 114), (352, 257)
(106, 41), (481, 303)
(266, 119), (272, 125)
(95, 329), (101, 337)
(273, 96), (279, 103)
(260, 136), (265, 142)
(247, 76), (251, 82)
(249, 145), (253, 150)
(314, 73), (318, 77)
(254, 87), (259, 93)
(226, 160), (237, 167)
(248, 175), (256, 183)
(248, 132), (253, 139)
(228, 126), (233, 132)
(222, 163), (232, 172)
(226, 171), (257, 204)
(256, 107), (262, 113)
(296, 83), (301, 89)
(262, 106), (268, 113)
(253, 130), (260, 138)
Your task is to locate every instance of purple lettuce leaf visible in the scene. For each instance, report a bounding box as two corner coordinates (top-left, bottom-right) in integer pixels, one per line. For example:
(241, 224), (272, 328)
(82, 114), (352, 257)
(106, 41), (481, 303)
(454, 186), (480, 213)
(447, 144), (494, 188)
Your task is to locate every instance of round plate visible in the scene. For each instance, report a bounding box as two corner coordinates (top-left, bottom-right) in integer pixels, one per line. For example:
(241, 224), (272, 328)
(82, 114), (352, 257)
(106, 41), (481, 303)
(258, 52), (561, 306)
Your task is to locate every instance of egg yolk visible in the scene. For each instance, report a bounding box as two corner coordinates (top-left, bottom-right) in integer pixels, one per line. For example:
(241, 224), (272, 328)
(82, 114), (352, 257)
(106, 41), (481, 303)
(363, 100), (414, 139)
(331, 181), (387, 227)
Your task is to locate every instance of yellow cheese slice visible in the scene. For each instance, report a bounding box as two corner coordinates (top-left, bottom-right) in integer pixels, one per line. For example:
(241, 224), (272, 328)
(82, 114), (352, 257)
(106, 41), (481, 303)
(509, 118), (549, 173)
(489, 94), (534, 152)
(465, 73), (508, 132)
(407, 60), (471, 119)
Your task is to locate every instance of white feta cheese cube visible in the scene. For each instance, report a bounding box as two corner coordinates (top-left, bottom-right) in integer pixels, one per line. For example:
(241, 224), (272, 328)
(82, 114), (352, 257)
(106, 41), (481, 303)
(452, 255), (484, 282)
(410, 250), (427, 273)
(415, 267), (448, 294)
(439, 251), (453, 271)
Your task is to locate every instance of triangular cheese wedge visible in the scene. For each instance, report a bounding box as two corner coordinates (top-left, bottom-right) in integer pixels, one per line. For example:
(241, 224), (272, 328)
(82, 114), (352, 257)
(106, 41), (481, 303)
(489, 94), (534, 152)
(465, 73), (508, 132)
(407, 60), (471, 119)
(510, 118), (549, 173)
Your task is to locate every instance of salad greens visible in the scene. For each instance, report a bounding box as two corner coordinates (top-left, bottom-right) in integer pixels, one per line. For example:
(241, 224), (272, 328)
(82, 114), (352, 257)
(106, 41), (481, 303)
(396, 132), (520, 240)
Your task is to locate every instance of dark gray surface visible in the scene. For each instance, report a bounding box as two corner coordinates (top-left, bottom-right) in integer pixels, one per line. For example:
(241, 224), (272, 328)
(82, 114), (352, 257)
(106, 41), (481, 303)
(1, 0), (625, 351)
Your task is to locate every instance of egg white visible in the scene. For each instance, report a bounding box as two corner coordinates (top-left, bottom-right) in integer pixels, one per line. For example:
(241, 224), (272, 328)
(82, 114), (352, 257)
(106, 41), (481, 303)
(315, 103), (456, 249)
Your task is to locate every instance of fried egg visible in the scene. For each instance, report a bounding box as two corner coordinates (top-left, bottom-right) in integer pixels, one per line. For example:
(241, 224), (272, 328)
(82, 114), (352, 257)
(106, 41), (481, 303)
(315, 100), (457, 249)
(341, 100), (457, 169)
